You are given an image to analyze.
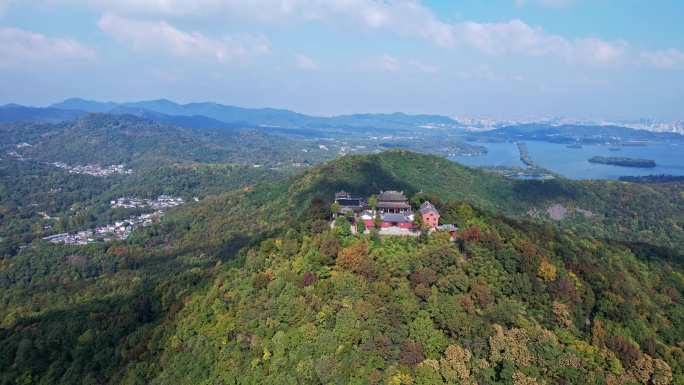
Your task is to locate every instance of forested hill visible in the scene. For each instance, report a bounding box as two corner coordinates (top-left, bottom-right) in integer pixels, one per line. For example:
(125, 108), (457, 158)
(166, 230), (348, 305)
(0, 151), (682, 384)
(280, 151), (684, 252)
(0, 113), (330, 168)
(136, 179), (684, 385)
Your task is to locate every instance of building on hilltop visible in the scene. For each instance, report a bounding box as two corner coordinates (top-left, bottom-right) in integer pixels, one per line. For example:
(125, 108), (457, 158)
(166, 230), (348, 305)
(375, 191), (414, 228)
(379, 213), (414, 229)
(335, 190), (417, 232)
(419, 201), (440, 229)
(334, 191), (367, 216)
(376, 190), (411, 214)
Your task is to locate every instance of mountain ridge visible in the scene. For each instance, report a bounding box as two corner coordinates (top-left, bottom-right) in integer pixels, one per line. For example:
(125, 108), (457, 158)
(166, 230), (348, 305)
(48, 98), (461, 130)
(1, 150), (682, 384)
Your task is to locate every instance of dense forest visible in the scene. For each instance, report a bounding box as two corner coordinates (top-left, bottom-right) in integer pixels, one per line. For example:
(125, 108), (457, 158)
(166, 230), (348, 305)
(0, 151), (682, 384)
(0, 114), (332, 168)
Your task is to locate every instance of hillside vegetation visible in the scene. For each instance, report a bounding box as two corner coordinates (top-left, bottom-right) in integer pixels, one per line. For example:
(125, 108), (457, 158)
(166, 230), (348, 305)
(135, 202), (684, 385)
(0, 151), (682, 385)
(282, 151), (684, 252)
(0, 114), (330, 168)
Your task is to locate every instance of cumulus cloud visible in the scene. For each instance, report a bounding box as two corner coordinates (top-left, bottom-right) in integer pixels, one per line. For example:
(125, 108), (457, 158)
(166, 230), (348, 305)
(295, 54), (319, 70)
(641, 49), (684, 70)
(0, 27), (94, 68)
(97, 13), (270, 63)
(11, 0), (652, 68)
(30, 0), (455, 47)
(455, 20), (628, 66)
(84, 1), (623, 65)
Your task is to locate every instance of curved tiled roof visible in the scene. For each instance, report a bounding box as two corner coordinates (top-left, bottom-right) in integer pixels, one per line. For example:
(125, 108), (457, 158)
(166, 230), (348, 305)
(419, 201), (439, 215)
(381, 213), (412, 223)
(378, 200), (410, 206)
(377, 190), (407, 202)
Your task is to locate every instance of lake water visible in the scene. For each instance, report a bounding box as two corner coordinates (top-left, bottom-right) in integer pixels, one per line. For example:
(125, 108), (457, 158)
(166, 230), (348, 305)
(451, 141), (684, 180)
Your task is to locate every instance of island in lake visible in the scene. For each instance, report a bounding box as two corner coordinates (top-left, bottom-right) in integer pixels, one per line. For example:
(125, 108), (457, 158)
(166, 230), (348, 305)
(588, 156), (656, 168)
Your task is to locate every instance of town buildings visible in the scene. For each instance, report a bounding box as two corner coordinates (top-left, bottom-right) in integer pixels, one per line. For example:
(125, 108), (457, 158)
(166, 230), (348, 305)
(42, 195), (184, 245)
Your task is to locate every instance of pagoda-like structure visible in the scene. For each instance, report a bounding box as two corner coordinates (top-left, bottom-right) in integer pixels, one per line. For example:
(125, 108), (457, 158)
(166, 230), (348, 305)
(376, 190), (411, 214)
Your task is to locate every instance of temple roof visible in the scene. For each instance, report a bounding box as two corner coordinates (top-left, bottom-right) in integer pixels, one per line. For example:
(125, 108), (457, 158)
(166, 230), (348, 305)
(381, 213), (412, 223)
(419, 201), (439, 215)
(377, 190), (408, 202)
(377, 201), (411, 209)
(337, 198), (363, 207)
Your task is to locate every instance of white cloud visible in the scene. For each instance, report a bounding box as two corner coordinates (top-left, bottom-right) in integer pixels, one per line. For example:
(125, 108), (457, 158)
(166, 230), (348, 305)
(295, 54), (319, 70)
(641, 49), (684, 70)
(10, 0), (647, 68)
(30, 0), (456, 47)
(573, 37), (628, 65)
(455, 20), (628, 66)
(97, 13), (270, 63)
(96, 1), (621, 65)
(0, 27), (94, 68)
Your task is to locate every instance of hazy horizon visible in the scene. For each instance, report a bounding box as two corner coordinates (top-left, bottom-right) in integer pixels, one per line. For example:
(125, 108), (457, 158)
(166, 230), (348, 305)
(1, 1), (683, 120)
(3, 96), (680, 124)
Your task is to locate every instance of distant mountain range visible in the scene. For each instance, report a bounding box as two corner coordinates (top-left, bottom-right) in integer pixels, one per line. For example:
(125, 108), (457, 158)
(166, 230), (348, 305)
(51, 98), (461, 132)
(0, 98), (464, 137)
(1, 98), (682, 142)
(0, 104), (85, 124)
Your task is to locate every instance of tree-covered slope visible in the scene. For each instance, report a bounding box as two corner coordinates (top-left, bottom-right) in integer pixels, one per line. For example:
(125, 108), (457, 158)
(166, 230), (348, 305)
(280, 151), (684, 251)
(129, 204), (684, 385)
(0, 151), (682, 385)
(0, 113), (330, 168)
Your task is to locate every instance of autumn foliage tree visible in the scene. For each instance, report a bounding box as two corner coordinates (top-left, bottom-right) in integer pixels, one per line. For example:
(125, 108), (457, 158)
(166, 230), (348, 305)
(336, 240), (374, 278)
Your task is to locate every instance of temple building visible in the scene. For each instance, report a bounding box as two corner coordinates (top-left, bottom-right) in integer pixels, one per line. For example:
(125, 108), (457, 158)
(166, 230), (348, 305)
(376, 190), (411, 214)
(334, 190), (453, 233)
(419, 201), (440, 229)
(334, 191), (367, 215)
(375, 191), (413, 228)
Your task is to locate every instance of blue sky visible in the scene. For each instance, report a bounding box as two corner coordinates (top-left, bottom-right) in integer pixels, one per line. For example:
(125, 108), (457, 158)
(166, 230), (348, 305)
(0, 0), (682, 120)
